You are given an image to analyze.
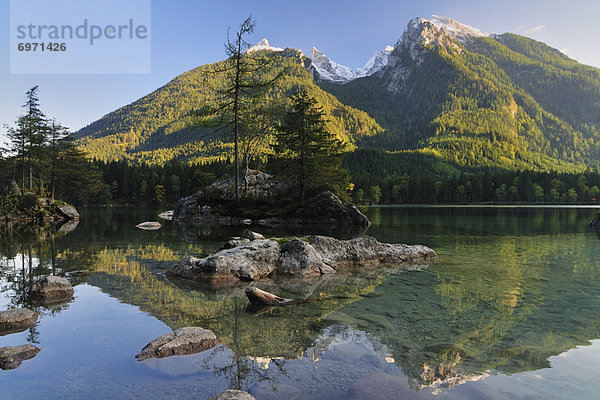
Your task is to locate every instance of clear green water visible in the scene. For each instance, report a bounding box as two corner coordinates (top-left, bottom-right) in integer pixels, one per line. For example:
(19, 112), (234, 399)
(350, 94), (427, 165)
(1, 206), (600, 399)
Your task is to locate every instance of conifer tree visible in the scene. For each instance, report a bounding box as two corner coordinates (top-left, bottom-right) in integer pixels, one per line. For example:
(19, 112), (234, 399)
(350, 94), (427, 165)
(207, 16), (283, 200)
(274, 90), (349, 205)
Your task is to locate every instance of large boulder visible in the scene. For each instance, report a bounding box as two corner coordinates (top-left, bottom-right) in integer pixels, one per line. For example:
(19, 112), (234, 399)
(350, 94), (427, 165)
(167, 240), (280, 282)
(29, 275), (74, 301)
(135, 327), (218, 361)
(295, 190), (370, 228)
(208, 390), (256, 400)
(277, 239), (335, 277)
(0, 308), (39, 335)
(308, 235), (437, 269)
(0, 345), (40, 370)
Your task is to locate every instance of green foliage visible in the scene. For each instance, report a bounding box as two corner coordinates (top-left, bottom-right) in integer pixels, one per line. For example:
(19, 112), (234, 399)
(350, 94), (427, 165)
(322, 32), (600, 173)
(273, 90), (350, 203)
(76, 49), (382, 165)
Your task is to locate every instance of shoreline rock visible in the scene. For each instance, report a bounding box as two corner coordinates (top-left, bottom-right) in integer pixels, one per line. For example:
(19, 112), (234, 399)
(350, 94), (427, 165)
(0, 345), (41, 370)
(29, 276), (74, 302)
(0, 308), (39, 335)
(135, 327), (219, 361)
(167, 233), (437, 283)
(0, 195), (79, 227)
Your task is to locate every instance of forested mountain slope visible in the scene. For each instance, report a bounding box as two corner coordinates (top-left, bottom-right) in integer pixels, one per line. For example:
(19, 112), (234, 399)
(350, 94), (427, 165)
(76, 49), (382, 165)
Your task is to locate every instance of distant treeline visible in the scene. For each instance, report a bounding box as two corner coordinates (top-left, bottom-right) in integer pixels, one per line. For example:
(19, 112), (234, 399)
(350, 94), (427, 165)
(96, 160), (234, 205)
(92, 158), (600, 206)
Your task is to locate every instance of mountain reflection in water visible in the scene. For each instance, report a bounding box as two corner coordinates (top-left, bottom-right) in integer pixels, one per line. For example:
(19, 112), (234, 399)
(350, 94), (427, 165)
(1, 206), (600, 400)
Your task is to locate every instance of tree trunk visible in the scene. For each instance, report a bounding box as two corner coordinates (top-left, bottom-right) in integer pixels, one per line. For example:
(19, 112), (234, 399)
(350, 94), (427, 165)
(28, 153), (32, 192)
(233, 35), (242, 201)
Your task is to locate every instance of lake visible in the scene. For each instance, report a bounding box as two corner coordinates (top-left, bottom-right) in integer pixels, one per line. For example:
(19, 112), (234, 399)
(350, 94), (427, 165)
(1, 206), (600, 399)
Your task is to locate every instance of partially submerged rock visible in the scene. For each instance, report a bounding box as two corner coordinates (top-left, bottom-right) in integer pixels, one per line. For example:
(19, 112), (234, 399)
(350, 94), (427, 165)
(0, 308), (39, 335)
(208, 390), (256, 400)
(0, 345), (40, 370)
(58, 204), (79, 220)
(29, 275), (74, 301)
(168, 240), (281, 282)
(135, 327), (218, 361)
(136, 221), (161, 230)
(158, 210), (174, 221)
(308, 235), (438, 269)
(245, 287), (299, 306)
(168, 232), (436, 283)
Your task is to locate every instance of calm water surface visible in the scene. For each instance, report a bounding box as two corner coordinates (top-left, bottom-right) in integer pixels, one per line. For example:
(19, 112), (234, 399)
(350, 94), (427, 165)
(1, 206), (600, 399)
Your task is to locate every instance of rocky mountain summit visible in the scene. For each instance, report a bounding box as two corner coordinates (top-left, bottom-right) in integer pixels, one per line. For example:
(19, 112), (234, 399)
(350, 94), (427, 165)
(310, 15), (490, 84)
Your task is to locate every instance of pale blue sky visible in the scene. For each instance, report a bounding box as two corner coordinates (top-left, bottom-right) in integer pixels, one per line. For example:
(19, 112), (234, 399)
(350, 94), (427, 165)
(1, 0), (599, 140)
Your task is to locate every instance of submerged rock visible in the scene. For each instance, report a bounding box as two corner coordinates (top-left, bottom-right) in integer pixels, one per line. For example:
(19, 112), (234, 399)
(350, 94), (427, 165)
(135, 327), (219, 361)
(168, 240), (281, 282)
(136, 221), (161, 230)
(0, 308), (39, 335)
(208, 390), (256, 400)
(0, 345), (41, 370)
(29, 275), (74, 301)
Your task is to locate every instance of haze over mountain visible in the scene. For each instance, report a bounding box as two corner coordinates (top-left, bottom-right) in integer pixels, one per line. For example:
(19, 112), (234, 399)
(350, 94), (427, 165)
(76, 15), (600, 173)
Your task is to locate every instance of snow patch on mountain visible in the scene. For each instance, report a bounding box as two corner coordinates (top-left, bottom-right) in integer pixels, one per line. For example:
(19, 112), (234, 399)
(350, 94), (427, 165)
(247, 38), (283, 53)
(382, 16), (489, 93)
(310, 45), (394, 83)
(309, 47), (358, 82)
(308, 16), (489, 84)
(356, 46), (394, 77)
(428, 15), (489, 43)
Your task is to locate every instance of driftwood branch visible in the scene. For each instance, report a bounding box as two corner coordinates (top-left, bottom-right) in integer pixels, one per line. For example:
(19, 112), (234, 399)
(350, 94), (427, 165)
(245, 287), (302, 306)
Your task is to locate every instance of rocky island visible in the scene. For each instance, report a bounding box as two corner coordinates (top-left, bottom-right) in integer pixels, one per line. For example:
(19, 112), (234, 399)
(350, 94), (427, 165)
(0, 185), (79, 227)
(173, 171), (369, 233)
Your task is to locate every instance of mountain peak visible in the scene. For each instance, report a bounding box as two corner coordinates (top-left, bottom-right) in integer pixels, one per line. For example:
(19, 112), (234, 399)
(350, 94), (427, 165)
(428, 15), (489, 42)
(247, 38), (284, 53)
(309, 47), (358, 82)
